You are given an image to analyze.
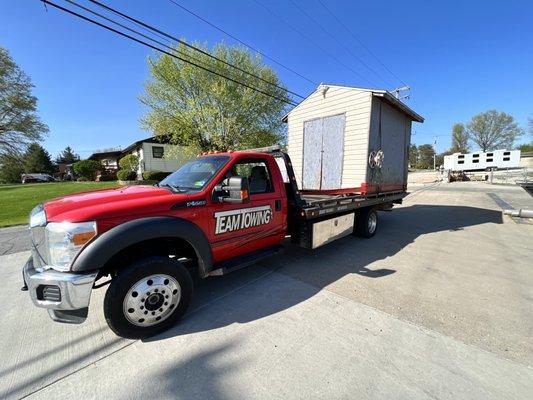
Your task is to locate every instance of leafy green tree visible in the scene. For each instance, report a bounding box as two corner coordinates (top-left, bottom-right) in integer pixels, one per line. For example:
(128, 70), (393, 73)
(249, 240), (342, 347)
(408, 144), (418, 168)
(0, 47), (48, 156)
(141, 42), (289, 152)
(450, 123), (469, 153)
(417, 144), (436, 169)
(23, 143), (54, 174)
(55, 146), (79, 164)
(0, 153), (24, 183)
(119, 154), (139, 172)
(73, 159), (103, 181)
(466, 110), (523, 152)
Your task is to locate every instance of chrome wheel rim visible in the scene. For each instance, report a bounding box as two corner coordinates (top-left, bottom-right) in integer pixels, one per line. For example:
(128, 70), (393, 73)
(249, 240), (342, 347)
(368, 212), (377, 234)
(123, 274), (181, 327)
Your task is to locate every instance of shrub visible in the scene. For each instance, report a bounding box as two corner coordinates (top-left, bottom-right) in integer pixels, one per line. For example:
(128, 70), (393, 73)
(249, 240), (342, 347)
(119, 154), (139, 172)
(117, 170), (137, 181)
(73, 160), (103, 180)
(142, 170), (171, 181)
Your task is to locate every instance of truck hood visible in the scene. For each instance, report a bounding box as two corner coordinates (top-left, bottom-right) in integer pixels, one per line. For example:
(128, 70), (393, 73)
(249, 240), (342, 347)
(43, 185), (180, 222)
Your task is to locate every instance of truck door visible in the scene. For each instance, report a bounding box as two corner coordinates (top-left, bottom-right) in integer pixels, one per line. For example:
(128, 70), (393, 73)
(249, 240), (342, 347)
(209, 156), (286, 263)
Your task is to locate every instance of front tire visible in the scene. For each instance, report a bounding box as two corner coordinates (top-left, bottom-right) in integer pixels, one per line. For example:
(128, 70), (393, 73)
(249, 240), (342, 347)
(104, 256), (193, 339)
(356, 208), (378, 238)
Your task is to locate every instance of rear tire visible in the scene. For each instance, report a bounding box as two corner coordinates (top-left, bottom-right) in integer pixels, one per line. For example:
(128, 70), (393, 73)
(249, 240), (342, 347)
(356, 208), (378, 238)
(104, 256), (193, 339)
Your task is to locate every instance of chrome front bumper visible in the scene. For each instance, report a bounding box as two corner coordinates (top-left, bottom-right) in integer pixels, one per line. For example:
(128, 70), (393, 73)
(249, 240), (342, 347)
(23, 257), (97, 324)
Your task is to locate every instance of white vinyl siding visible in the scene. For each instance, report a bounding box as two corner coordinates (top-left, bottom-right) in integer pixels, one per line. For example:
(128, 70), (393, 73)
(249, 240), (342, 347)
(287, 86), (372, 189)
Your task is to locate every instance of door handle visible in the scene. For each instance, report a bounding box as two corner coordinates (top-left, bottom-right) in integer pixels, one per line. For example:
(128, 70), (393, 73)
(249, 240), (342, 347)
(275, 199), (282, 211)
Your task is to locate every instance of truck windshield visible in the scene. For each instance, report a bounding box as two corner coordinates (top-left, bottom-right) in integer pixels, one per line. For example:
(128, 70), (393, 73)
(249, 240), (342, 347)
(159, 156), (230, 191)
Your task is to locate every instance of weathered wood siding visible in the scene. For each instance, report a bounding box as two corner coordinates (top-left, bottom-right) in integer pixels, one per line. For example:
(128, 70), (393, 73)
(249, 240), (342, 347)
(287, 86), (372, 189)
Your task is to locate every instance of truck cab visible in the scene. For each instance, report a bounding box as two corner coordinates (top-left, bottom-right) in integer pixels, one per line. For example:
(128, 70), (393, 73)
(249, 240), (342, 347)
(23, 148), (405, 338)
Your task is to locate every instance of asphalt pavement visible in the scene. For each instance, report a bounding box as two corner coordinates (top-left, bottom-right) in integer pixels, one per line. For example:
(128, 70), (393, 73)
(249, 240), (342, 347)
(1, 181), (532, 399)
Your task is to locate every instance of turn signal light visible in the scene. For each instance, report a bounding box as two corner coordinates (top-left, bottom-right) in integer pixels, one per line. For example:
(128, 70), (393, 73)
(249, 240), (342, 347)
(72, 230), (96, 246)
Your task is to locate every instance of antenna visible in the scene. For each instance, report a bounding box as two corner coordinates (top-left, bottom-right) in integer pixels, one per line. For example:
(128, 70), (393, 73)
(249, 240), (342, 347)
(392, 85), (410, 100)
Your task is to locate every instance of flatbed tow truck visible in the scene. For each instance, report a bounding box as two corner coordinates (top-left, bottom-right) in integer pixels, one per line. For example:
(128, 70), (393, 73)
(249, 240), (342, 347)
(23, 146), (406, 338)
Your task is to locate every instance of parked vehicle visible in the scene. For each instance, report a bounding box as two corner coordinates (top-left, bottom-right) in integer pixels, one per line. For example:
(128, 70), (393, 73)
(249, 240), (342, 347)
(21, 173), (56, 184)
(22, 147), (406, 338)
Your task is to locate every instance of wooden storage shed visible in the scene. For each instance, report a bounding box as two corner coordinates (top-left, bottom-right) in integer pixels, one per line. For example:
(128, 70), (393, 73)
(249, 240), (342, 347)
(283, 84), (424, 195)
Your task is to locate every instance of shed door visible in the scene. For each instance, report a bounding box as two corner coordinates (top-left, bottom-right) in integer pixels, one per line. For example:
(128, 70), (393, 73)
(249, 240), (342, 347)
(321, 114), (345, 189)
(302, 118), (323, 190)
(302, 114), (345, 190)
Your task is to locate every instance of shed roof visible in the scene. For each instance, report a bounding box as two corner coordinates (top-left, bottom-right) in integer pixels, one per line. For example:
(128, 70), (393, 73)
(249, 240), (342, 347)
(282, 84), (424, 123)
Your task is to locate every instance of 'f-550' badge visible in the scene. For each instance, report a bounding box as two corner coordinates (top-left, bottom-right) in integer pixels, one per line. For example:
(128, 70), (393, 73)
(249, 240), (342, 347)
(214, 205), (273, 234)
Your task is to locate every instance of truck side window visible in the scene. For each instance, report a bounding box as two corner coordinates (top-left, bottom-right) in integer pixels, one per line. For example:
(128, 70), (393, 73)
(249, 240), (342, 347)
(233, 159), (273, 195)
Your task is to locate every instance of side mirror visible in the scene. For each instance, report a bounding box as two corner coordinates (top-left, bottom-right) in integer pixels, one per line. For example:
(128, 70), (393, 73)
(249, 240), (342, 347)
(214, 176), (250, 204)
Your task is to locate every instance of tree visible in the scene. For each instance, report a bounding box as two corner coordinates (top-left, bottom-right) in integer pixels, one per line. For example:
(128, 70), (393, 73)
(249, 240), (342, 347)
(73, 159), (103, 180)
(408, 144), (418, 168)
(417, 144), (436, 169)
(0, 47), (48, 156)
(23, 143), (54, 174)
(119, 154), (139, 172)
(0, 153), (23, 183)
(55, 146), (79, 164)
(450, 123), (469, 153)
(141, 42), (289, 152)
(466, 110), (523, 152)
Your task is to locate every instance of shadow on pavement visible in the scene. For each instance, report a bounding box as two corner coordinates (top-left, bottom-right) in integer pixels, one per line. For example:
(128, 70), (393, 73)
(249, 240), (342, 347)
(150, 204), (502, 342)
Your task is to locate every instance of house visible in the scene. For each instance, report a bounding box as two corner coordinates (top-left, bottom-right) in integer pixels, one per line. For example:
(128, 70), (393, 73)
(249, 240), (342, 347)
(88, 148), (122, 171)
(88, 137), (191, 179)
(283, 83), (423, 194)
(120, 137), (190, 179)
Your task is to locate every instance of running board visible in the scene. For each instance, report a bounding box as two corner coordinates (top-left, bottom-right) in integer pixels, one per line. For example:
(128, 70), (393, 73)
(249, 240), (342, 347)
(208, 245), (284, 276)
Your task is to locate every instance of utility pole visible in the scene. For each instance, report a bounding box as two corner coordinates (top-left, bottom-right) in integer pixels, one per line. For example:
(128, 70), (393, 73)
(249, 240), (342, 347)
(392, 86), (410, 101)
(433, 137), (437, 171)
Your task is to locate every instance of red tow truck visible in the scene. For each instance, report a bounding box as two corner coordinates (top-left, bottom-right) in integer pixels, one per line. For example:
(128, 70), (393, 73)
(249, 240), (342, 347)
(23, 147), (406, 338)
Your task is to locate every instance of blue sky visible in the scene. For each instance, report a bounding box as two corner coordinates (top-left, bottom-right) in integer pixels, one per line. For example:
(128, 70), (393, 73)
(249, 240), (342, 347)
(1, 0), (532, 158)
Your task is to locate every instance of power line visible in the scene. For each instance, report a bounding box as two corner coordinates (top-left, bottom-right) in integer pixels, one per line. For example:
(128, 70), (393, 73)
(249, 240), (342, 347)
(287, 0), (394, 88)
(165, 0), (318, 86)
(316, 0), (408, 87)
(40, 0), (298, 106)
(252, 0), (374, 87)
(87, 0), (305, 100)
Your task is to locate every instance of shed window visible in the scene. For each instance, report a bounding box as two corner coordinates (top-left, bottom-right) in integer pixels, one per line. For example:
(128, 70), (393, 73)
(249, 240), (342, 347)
(152, 146), (164, 158)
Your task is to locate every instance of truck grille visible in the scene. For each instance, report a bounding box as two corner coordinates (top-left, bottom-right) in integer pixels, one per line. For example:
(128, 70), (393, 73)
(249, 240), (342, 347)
(37, 285), (61, 302)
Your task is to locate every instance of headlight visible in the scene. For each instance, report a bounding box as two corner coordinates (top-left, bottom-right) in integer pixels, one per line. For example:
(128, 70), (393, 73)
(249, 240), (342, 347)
(29, 205), (46, 228)
(46, 221), (97, 271)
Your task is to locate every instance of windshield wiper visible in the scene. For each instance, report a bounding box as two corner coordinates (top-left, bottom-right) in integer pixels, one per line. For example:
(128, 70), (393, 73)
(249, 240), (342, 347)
(158, 183), (187, 192)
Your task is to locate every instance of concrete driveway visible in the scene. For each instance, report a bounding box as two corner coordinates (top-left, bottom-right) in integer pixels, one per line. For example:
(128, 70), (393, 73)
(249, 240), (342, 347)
(1, 182), (532, 399)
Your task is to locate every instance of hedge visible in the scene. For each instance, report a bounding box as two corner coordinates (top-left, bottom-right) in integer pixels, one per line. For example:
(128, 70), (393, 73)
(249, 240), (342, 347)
(117, 170), (137, 181)
(142, 170), (171, 181)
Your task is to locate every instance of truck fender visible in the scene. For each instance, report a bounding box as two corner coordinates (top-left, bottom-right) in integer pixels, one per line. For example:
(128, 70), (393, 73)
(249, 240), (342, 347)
(71, 216), (212, 276)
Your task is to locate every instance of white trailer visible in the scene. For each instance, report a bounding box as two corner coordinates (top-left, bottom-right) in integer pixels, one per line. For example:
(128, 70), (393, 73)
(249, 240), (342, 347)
(443, 150), (521, 171)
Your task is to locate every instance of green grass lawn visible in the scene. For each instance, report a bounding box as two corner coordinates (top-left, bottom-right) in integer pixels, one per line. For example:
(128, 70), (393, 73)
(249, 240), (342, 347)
(0, 181), (119, 227)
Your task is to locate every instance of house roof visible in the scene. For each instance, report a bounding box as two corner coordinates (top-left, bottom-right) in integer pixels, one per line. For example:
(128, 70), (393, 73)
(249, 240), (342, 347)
(282, 84), (424, 123)
(88, 150), (122, 160)
(120, 136), (172, 155)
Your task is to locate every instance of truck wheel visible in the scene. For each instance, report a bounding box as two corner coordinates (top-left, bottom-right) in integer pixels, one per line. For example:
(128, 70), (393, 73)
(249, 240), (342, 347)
(104, 256), (193, 339)
(356, 208), (378, 238)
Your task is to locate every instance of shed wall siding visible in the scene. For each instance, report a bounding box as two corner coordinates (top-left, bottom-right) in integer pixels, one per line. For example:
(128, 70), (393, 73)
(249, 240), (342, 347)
(287, 87), (372, 189)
